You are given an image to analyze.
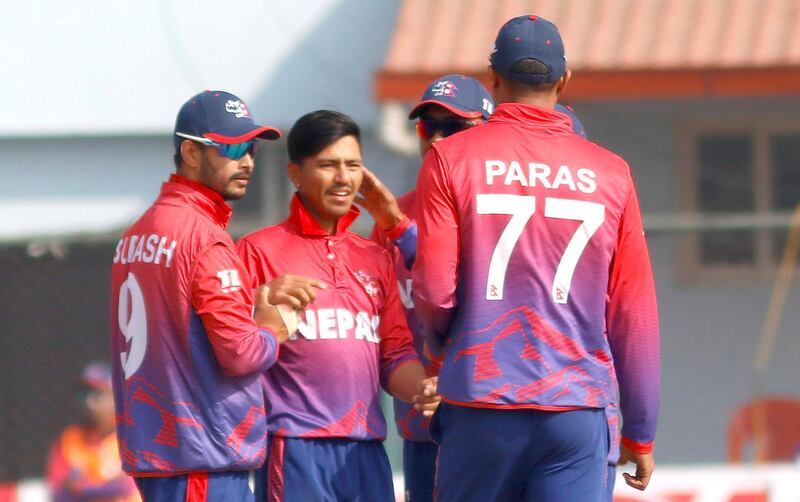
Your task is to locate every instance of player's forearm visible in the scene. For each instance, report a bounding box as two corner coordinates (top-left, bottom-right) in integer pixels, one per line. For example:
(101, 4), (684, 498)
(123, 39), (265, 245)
(616, 349), (660, 449)
(386, 359), (427, 402)
(204, 319), (280, 377)
(387, 220), (417, 270)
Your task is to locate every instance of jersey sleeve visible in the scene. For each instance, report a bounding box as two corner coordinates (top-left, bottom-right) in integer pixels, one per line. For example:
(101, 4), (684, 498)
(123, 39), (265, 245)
(377, 255), (420, 391)
(606, 171), (661, 453)
(370, 219), (418, 271)
(411, 146), (460, 354)
(191, 242), (279, 377)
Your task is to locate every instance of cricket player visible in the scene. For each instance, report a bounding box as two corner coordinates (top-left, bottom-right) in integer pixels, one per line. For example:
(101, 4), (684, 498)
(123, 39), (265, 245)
(360, 75), (594, 502)
(413, 15), (660, 501)
(236, 110), (434, 502)
(110, 90), (292, 502)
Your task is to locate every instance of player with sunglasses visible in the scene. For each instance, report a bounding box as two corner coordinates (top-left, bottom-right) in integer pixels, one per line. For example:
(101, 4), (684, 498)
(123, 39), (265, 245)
(111, 90), (296, 502)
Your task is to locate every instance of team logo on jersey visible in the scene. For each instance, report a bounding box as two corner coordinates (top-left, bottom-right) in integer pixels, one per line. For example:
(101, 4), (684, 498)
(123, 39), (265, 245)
(225, 100), (250, 118)
(217, 269), (242, 293)
(432, 80), (458, 97)
(354, 270), (379, 297)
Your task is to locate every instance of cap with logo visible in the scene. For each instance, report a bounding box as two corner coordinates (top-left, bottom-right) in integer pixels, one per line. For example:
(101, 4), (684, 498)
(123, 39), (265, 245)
(408, 74), (494, 121)
(490, 15), (566, 85)
(173, 90), (281, 151)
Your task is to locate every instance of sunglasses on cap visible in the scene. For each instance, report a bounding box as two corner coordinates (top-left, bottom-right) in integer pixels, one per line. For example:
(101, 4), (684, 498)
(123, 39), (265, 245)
(415, 118), (479, 141)
(176, 132), (258, 160)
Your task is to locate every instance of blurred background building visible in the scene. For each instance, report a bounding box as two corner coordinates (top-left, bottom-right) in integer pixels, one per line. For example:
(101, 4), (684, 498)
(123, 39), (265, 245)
(2, 0), (800, 500)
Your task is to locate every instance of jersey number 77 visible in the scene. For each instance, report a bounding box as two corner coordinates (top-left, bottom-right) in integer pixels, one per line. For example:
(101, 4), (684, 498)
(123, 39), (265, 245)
(476, 194), (605, 304)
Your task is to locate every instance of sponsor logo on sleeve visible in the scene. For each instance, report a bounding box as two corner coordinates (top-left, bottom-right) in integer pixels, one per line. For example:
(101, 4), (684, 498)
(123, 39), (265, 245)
(217, 269), (242, 293)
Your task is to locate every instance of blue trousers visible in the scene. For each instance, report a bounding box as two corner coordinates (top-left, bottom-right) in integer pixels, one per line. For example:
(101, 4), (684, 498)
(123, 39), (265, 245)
(135, 471), (253, 502)
(432, 403), (608, 502)
(402, 440), (437, 502)
(254, 435), (394, 502)
(605, 464), (616, 501)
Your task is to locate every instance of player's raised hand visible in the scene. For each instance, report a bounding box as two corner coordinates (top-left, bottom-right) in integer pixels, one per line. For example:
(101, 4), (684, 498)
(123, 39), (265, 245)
(412, 376), (441, 418)
(618, 446), (654, 490)
(266, 274), (326, 310)
(354, 166), (405, 231)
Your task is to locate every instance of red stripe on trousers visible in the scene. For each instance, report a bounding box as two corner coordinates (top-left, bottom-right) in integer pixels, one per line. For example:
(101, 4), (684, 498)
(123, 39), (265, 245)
(268, 436), (286, 502)
(185, 472), (208, 502)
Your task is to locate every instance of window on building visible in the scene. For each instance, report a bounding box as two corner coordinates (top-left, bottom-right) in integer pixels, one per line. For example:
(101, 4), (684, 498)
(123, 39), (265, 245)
(684, 125), (800, 279)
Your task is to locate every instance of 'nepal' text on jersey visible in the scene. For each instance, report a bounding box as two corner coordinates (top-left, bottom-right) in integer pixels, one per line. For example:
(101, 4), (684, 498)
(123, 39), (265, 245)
(237, 195), (419, 440)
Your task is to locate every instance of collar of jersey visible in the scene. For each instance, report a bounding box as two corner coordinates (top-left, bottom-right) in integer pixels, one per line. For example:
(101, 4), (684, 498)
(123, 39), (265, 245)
(489, 102), (574, 135)
(287, 193), (360, 237)
(164, 173), (232, 227)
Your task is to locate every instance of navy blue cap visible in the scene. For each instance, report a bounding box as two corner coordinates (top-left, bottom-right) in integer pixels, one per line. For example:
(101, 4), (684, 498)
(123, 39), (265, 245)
(490, 15), (566, 85)
(173, 90), (281, 151)
(408, 74), (494, 120)
(556, 104), (587, 138)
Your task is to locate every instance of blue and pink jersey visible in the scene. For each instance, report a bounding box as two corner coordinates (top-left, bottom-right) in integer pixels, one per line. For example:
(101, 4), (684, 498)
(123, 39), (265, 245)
(370, 191), (439, 442)
(110, 174), (279, 474)
(236, 195), (419, 441)
(412, 103), (660, 452)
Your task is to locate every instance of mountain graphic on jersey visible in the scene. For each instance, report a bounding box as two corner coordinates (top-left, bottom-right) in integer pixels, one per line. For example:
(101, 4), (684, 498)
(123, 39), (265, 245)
(118, 376), (267, 470)
(395, 406), (430, 439)
(443, 305), (614, 408)
(268, 401), (386, 439)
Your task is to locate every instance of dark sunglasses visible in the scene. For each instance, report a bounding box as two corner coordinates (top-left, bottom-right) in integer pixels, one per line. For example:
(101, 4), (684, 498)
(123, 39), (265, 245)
(416, 119), (478, 140)
(176, 132), (258, 160)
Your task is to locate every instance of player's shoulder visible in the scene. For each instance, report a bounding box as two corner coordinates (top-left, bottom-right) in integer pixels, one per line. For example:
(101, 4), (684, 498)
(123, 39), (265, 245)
(130, 202), (224, 247)
(347, 231), (394, 265)
(238, 223), (291, 249)
(576, 138), (631, 172)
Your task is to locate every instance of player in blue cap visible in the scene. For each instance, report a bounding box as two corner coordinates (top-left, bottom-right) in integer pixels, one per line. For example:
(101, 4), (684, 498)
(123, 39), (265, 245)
(358, 73), (590, 501)
(413, 14), (659, 501)
(111, 90), (295, 502)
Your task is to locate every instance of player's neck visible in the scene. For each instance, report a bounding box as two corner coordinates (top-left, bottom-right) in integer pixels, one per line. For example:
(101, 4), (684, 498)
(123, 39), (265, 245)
(499, 93), (557, 109)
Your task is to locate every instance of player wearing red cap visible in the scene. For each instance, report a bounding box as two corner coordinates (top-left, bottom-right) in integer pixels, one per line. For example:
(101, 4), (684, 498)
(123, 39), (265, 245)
(110, 90), (291, 502)
(236, 110), (435, 502)
(413, 15), (660, 501)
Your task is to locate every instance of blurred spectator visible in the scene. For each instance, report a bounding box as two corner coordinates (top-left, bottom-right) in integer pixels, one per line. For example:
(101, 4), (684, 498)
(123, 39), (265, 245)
(46, 362), (139, 502)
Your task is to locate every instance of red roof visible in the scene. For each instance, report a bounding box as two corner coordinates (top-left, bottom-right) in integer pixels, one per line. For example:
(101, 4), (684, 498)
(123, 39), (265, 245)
(376, 0), (800, 101)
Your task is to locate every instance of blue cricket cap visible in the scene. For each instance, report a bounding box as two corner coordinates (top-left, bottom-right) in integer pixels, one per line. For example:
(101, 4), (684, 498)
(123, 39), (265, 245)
(556, 104), (587, 138)
(490, 15), (566, 85)
(173, 90), (281, 151)
(408, 74), (494, 120)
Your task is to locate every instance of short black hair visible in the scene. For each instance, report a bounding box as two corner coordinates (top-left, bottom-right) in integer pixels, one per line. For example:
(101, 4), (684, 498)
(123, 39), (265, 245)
(497, 58), (559, 93)
(287, 110), (360, 164)
(173, 148), (183, 169)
